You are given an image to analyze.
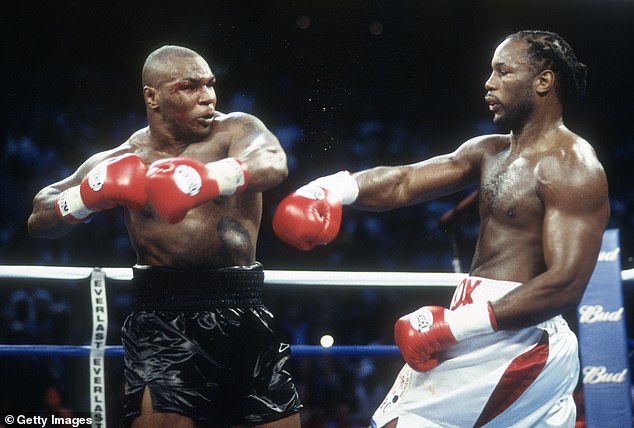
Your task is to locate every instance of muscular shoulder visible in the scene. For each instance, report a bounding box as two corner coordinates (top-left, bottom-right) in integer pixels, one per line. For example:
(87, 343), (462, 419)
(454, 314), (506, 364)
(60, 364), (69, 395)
(452, 133), (510, 166)
(536, 132), (608, 208)
(87, 130), (144, 161)
(62, 131), (145, 181)
(472, 134), (510, 151)
(92, 128), (148, 162)
(537, 133), (605, 186)
(212, 111), (265, 136)
(126, 127), (150, 148)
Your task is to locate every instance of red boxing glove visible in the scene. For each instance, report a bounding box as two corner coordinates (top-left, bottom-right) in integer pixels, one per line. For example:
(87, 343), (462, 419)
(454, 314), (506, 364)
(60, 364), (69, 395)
(273, 186), (343, 251)
(394, 302), (497, 372)
(56, 153), (148, 223)
(145, 157), (248, 224)
(273, 171), (359, 251)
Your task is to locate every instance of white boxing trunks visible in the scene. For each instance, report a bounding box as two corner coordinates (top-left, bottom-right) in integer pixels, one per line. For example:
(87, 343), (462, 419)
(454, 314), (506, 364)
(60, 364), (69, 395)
(371, 276), (579, 428)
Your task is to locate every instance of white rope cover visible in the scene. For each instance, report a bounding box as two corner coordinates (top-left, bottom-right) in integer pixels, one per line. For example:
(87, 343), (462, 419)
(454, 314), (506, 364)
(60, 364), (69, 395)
(0, 265), (467, 286)
(0, 265), (632, 286)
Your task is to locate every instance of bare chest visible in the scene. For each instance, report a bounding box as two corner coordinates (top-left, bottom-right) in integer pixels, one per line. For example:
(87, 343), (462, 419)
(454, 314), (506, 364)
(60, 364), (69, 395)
(130, 131), (231, 165)
(480, 154), (544, 224)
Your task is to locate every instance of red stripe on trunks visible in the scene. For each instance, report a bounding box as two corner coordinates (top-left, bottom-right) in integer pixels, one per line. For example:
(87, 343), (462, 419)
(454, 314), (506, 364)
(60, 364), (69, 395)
(475, 331), (549, 427)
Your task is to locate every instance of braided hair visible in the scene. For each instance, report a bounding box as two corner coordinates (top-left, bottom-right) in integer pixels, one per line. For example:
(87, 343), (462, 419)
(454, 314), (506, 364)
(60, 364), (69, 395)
(506, 30), (587, 106)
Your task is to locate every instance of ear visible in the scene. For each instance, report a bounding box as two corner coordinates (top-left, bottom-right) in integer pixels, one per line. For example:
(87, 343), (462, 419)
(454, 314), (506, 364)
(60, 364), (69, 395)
(535, 70), (555, 96)
(143, 86), (159, 110)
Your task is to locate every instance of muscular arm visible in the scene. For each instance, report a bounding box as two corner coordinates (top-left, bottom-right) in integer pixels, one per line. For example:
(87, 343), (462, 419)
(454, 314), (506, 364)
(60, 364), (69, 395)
(352, 136), (489, 211)
(227, 113), (288, 192)
(27, 147), (130, 239)
(493, 145), (610, 329)
(28, 183), (81, 239)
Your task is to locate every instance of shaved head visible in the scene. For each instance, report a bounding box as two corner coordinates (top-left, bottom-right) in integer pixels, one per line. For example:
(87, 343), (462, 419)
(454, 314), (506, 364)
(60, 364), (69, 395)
(142, 45), (203, 87)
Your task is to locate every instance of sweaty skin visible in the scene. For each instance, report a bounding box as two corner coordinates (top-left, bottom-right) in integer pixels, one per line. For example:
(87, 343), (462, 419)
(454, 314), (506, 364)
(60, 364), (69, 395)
(122, 114), (276, 269)
(27, 46), (295, 428)
(28, 52), (288, 270)
(350, 38), (609, 331)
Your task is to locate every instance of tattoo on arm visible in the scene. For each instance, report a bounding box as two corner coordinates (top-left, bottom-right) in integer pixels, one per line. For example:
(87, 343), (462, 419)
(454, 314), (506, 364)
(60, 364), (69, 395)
(242, 121), (256, 134)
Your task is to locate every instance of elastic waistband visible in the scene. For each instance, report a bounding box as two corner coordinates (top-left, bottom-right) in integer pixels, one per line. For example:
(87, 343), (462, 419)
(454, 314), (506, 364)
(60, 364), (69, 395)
(131, 263), (264, 311)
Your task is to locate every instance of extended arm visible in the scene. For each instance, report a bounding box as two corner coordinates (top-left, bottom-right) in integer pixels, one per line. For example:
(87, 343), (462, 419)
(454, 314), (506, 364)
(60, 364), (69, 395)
(352, 148), (480, 211)
(272, 136), (488, 249)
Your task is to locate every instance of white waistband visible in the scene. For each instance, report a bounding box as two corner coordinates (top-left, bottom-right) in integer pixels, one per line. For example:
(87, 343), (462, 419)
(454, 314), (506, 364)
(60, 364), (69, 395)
(467, 276), (522, 288)
(451, 276), (522, 308)
(452, 276), (568, 331)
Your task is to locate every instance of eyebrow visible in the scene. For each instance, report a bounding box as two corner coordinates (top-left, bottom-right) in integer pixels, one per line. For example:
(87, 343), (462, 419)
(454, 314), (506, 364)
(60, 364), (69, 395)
(178, 75), (216, 86)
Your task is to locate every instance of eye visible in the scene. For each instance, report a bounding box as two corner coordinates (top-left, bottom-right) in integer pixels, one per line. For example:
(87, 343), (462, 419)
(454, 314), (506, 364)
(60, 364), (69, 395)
(177, 83), (196, 92)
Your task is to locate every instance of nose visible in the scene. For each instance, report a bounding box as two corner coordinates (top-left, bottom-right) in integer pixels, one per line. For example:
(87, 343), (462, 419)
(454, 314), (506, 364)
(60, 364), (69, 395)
(199, 85), (216, 105)
(484, 72), (496, 91)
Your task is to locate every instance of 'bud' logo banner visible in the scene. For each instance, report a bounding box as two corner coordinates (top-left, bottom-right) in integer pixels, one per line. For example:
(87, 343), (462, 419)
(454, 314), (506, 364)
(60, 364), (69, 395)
(578, 229), (631, 427)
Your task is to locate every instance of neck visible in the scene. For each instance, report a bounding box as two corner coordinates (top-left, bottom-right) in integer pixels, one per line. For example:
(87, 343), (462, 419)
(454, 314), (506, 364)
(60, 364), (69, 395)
(509, 105), (564, 152)
(146, 124), (190, 157)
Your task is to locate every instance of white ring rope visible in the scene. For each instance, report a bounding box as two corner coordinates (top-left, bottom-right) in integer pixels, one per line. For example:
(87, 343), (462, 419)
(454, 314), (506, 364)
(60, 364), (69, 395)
(0, 265), (632, 286)
(0, 265), (467, 286)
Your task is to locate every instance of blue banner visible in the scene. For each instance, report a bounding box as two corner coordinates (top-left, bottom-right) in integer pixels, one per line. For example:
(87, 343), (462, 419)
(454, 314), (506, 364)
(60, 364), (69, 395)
(578, 229), (632, 427)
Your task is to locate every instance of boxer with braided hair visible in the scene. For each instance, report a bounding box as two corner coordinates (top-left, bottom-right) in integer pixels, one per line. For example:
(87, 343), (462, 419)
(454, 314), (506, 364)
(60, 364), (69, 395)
(507, 30), (587, 106)
(274, 30), (609, 427)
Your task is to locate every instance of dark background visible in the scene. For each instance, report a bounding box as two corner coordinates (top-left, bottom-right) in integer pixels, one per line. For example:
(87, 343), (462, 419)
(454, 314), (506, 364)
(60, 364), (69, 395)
(1, 0), (633, 425)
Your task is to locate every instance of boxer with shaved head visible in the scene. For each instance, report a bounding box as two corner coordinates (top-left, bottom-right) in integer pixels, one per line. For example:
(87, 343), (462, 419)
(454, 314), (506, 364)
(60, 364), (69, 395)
(29, 45), (301, 428)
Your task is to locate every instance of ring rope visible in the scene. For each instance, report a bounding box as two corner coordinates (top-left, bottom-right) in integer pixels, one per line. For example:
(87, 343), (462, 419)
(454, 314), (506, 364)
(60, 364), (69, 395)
(0, 265), (466, 285)
(1, 265), (632, 285)
(0, 344), (400, 357)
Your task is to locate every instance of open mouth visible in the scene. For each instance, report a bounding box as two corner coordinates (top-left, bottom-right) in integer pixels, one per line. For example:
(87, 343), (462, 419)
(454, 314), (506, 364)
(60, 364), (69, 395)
(485, 96), (500, 113)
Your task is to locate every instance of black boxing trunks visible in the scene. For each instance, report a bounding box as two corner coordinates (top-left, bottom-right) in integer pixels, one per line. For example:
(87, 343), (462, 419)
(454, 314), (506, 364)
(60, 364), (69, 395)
(121, 263), (302, 427)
